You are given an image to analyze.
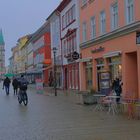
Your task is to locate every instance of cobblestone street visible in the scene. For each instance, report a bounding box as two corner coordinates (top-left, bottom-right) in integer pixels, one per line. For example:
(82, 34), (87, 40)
(0, 83), (140, 140)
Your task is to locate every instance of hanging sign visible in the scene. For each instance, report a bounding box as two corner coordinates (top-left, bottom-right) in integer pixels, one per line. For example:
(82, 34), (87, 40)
(72, 51), (79, 60)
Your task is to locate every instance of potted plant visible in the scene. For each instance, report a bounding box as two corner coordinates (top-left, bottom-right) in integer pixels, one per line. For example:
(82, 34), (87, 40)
(82, 88), (97, 105)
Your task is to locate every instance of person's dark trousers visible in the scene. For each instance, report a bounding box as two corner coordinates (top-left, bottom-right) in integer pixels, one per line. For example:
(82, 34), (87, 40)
(116, 92), (120, 103)
(116, 97), (120, 103)
(5, 86), (10, 95)
(14, 88), (18, 95)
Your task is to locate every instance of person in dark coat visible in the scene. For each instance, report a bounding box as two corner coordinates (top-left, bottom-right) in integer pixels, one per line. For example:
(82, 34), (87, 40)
(12, 77), (19, 95)
(3, 77), (11, 95)
(112, 77), (123, 103)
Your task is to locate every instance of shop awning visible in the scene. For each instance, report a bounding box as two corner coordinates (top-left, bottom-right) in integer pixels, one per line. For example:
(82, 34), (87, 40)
(79, 57), (92, 62)
(103, 51), (121, 58)
(42, 59), (52, 65)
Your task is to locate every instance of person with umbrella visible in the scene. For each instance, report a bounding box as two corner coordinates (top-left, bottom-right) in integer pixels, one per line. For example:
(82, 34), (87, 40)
(3, 77), (11, 95)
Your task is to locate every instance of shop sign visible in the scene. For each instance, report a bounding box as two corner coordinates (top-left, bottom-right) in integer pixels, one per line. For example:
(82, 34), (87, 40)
(65, 52), (80, 62)
(36, 79), (44, 94)
(91, 46), (104, 53)
(136, 32), (140, 44)
(72, 51), (79, 60)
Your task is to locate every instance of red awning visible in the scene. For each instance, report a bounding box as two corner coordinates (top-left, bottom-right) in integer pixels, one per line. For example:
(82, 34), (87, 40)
(42, 59), (52, 65)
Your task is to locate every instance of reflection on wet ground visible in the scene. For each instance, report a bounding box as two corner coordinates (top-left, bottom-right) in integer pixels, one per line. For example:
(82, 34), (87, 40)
(0, 83), (140, 140)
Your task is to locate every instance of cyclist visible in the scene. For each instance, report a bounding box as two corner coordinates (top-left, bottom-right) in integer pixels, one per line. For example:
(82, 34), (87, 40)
(18, 75), (29, 105)
(18, 75), (28, 90)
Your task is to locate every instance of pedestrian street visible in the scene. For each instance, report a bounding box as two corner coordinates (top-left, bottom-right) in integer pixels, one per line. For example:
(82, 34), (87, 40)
(0, 83), (140, 140)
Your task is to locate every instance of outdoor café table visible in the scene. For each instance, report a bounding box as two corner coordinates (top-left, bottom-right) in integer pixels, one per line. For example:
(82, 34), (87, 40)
(106, 95), (121, 115)
(93, 94), (106, 111)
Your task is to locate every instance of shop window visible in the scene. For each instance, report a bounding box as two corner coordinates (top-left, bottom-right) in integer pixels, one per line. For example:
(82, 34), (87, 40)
(85, 62), (93, 90)
(108, 56), (122, 81)
(96, 58), (104, 65)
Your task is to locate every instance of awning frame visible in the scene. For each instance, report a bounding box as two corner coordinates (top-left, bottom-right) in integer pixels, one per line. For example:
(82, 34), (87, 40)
(103, 51), (121, 58)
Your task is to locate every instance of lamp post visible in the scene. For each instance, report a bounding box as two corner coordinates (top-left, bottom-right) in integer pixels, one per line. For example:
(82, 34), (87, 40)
(15, 65), (17, 75)
(25, 62), (27, 78)
(52, 47), (57, 96)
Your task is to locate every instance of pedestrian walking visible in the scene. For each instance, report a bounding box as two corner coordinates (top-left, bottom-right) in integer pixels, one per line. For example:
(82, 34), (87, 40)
(3, 77), (11, 95)
(112, 77), (123, 103)
(12, 77), (19, 95)
(48, 71), (54, 87)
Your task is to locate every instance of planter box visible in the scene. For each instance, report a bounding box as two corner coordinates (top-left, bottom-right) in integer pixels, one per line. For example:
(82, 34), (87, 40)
(82, 93), (97, 105)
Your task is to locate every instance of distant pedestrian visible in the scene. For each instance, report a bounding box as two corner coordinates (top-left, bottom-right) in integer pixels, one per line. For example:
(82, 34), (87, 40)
(12, 77), (19, 95)
(48, 71), (53, 87)
(112, 77), (123, 103)
(3, 77), (11, 95)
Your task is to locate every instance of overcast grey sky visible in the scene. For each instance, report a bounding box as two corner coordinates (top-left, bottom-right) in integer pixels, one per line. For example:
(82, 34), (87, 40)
(0, 0), (61, 66)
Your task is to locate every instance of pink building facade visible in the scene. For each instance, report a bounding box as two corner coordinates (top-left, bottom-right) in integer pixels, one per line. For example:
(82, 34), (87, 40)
(79, 0), (140, 98)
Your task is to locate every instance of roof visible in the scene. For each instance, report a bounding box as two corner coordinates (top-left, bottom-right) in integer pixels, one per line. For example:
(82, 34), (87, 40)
(57, 0), (71, 12)
(0, 29), (5, 45)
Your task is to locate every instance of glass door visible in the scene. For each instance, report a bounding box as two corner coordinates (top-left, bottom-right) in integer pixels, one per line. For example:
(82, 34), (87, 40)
(85, 62), (92, 90)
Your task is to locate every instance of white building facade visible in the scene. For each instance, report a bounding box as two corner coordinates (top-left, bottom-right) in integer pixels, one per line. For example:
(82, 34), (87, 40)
(48, 10), (63, 88)
(58, 0), (80, 90)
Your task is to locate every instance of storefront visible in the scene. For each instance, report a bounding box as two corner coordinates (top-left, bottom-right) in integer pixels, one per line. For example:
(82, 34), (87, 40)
(56, 66), (63, 88)
(64, 62), (79, 90)
(80, 32), (140, 98)
(85, 61), (92, 90)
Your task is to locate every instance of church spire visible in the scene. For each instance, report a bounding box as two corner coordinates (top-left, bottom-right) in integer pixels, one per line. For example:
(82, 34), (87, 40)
(0, 29), (5, 45)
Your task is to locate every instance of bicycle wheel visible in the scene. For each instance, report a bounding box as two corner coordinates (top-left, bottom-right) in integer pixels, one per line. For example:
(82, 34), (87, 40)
(18, 94), (22, 104)
(23, 93), (28, 106)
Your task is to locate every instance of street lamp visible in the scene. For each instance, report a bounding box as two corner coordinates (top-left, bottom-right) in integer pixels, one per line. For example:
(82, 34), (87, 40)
(25, 62), (27, 78)
(15, 65), (17, 75)
(52, 47), (57, 96)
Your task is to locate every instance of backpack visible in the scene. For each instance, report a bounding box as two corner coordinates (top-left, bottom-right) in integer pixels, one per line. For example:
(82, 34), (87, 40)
(19, 79), (28, 90)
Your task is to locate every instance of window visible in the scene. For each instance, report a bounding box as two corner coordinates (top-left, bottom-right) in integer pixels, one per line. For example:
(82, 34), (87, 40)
(73, 32), (76, 51)
(125, 0), (134, 24)
(100, 11), (106, 34)
(90, 16), (96, 39)
(136, 32), (140, 44)
(62, 5), (76, 30)
(63, 40), (67, 56)
(111, 2), (118, 30)
(71, 5), (76, 21)
(62, 15), (65, 29)
(82, 0), (87, 6)
(63, 32), (77, 56)
(82, 22), (87, 42)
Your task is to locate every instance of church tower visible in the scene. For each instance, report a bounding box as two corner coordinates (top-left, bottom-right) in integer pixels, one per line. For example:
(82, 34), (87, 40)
(0, 29), (5, 76)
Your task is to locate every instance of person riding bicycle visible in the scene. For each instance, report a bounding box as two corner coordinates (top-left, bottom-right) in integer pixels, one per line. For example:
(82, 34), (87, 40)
(18, 75), (29, 105)
(18, 75), (28, 92)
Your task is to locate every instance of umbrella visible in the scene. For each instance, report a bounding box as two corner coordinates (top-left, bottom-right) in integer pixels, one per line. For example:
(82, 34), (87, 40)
(4, 73), (15, 77)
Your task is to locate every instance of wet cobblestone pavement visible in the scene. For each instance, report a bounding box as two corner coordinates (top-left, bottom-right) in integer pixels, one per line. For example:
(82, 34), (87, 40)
(0, 83), (140, 140)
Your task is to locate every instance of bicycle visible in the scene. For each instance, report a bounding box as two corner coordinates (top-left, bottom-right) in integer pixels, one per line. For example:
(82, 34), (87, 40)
(18, 89), (28, 106)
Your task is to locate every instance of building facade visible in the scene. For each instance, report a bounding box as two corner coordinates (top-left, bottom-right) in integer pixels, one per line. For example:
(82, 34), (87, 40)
(79, 0), (140, 98)
(16, 35), (29, 74)
(8, 56), (14, 74)
(58, 0), (80, 90)
(31, 22), (51, 85)
(11, 45), (19, 74)
(47, 10), (63, 88)
(0, 29), (5, 78)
